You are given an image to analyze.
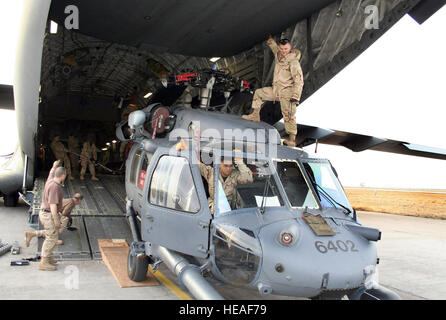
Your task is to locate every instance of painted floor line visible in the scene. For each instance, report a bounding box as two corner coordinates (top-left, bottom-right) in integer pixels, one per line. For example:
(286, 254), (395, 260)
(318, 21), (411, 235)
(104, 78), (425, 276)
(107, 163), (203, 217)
(149, 267), (192, 300)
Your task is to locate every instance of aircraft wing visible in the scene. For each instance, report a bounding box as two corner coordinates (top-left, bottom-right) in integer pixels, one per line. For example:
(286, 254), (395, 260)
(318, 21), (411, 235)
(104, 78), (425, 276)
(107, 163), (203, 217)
(0, 85), (14, 110)
(274, 122), (446, 161)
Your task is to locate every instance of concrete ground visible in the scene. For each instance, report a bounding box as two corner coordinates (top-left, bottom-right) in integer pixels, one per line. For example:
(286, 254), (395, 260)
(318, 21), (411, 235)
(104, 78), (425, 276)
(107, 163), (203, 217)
(1, 201), (445, 300)
(357, 210), (446, 300)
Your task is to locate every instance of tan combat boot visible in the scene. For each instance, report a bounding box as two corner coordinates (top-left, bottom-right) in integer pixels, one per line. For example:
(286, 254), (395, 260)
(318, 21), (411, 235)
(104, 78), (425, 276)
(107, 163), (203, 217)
(80, 175), (84, 181)
(56, 239), (64, 245)
(242, 108), (261, 122)
(91, 176), (99, 181)
(48, 257), (58, 265)
(38, 257), (57, 271)
(25, 231), (36, 247)
(283, 134), (296, 147)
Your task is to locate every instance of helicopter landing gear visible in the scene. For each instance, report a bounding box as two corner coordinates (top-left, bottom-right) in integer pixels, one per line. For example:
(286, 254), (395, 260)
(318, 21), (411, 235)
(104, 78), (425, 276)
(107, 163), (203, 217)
(4, 192), (19, 207)
(127, 244), (150, 282)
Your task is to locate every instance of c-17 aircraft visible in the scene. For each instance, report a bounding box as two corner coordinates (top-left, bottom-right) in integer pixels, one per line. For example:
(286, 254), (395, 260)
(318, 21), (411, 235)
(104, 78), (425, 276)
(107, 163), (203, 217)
(0, 0), (444, 299)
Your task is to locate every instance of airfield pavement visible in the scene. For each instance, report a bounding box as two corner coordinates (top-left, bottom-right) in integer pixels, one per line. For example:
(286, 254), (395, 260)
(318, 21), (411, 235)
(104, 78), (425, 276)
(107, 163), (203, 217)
(0, 200), (445, 300)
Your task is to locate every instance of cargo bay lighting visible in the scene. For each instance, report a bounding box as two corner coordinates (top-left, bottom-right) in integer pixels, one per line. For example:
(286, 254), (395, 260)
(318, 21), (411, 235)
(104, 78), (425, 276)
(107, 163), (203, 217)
(144, 92), (153, 98)
(50, 21), (58, 34)
(209, 57), (221, 63)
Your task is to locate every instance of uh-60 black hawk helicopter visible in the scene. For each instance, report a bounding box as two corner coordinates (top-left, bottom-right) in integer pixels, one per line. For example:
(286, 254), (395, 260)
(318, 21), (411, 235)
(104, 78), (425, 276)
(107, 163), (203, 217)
(116, 87), (395, 300)
(2, 0), (445, 301)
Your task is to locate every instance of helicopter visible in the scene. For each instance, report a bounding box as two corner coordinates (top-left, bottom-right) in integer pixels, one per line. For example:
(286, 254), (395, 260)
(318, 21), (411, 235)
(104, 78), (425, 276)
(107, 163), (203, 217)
(1, 0), (444, 300)
(116, 103), (399, 300)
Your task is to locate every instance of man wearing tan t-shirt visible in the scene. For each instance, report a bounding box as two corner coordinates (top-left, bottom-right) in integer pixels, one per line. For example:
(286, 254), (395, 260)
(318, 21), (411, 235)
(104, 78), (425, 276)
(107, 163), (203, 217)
(36, 165), (66, 270)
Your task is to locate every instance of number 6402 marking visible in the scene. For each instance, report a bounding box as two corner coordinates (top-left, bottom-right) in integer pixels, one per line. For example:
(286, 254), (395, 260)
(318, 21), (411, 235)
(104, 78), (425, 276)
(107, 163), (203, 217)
(314, 240), (359, 254)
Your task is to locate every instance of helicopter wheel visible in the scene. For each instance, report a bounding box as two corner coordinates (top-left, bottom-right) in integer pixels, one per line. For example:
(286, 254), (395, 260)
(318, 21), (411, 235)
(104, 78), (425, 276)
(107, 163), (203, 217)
(4, 192), (19, 207)
(127, 249), (149, 282)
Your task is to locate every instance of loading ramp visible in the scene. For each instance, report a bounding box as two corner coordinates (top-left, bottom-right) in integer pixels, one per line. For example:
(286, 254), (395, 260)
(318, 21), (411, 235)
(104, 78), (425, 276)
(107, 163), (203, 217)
(30, 174), (133, 260)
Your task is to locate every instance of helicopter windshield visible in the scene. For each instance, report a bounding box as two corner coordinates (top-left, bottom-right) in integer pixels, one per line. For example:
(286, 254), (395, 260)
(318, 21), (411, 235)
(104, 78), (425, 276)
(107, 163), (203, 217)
(274, 160), (318, 209)
(212, 157), (285, 215)
(303, 160), (352, 212)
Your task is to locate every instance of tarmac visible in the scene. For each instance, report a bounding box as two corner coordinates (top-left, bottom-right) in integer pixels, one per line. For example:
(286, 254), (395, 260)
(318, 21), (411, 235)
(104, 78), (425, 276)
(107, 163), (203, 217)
(1, 200), (445, 300)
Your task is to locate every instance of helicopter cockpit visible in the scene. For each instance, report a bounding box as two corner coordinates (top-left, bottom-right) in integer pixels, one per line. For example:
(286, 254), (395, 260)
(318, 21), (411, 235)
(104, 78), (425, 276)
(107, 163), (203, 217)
(208, 147), (351, 218)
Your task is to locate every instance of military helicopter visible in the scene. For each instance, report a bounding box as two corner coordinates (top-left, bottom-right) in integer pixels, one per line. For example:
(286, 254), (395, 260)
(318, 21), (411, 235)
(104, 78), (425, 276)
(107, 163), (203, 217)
(1, 0), (444, 300)
(115, 103), (397, 300)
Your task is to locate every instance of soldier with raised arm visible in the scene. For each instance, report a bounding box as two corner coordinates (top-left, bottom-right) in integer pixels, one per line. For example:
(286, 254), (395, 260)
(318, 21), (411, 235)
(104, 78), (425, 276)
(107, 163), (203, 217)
(243, 36), (304, 147)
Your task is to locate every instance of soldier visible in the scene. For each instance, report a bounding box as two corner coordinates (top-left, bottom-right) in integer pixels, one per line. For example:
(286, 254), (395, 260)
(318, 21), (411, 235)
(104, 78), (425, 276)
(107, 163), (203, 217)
(199, 151), (253, 213)
(26, 192), (83, 247)
(243, 36), (304, 147)
(34, 165), (66, 270)
(80, 135), (99, 181)
(50, 135), (74, 180)
(68, 132), (80, 177)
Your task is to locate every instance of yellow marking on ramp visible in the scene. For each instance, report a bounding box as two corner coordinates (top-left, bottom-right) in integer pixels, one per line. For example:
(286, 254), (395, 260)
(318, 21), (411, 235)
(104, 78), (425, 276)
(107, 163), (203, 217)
(149, 267), (192, 300)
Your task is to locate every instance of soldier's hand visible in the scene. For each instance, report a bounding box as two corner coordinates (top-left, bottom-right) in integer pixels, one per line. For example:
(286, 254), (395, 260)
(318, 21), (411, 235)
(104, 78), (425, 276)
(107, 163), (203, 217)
(233, 149), (243, 163)
(53, 160), (62, 168)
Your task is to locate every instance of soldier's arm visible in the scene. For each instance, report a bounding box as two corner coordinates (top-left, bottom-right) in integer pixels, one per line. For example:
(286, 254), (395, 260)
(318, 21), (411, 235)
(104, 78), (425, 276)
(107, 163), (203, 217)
(236, 161), (253, 184)
(266, 36), (279, 55)
(48, 160), (61, 180)
(290, 54), (304, 101)
(199, 162), (213, 182)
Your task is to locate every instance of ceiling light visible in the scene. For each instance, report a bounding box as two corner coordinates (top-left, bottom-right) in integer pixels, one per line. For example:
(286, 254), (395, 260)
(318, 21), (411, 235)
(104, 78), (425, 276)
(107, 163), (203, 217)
(106, 142), (111, 146)
(144, 92), (153, 98)
(50, 21), (58, 34)
(112, 140), (117, 144)
(209, 57), (221, 63)
(101, 148), (107, 151)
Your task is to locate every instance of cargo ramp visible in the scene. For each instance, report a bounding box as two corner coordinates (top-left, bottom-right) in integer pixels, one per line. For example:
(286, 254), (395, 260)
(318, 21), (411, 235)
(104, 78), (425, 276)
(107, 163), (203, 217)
(29, 174), (133, 260)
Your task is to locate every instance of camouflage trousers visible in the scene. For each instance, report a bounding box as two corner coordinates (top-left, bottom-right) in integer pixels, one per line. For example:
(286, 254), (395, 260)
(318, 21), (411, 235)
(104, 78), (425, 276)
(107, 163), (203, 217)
(80, 159), (96, 178)
(251, 86), (297, 135)
(37, 211), (64, 258)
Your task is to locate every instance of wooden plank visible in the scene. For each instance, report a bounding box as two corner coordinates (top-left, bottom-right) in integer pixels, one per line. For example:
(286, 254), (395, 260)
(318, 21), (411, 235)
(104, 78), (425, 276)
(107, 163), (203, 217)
(98, 239), (159, 288)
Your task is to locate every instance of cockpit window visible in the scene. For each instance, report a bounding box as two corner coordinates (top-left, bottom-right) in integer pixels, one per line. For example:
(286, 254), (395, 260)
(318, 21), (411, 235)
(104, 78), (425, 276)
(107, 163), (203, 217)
(274, 160), (318, 208)
(149, 156), (200, 213)
(130, 148), (142, 185)
(222, 159), (284, 213)
(303, 161), (352, 211)
(213, 224), (261, 285)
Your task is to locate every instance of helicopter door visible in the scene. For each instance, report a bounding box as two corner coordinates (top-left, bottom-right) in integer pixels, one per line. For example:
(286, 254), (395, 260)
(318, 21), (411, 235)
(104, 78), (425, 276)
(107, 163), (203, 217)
(142, 150), (212, 258)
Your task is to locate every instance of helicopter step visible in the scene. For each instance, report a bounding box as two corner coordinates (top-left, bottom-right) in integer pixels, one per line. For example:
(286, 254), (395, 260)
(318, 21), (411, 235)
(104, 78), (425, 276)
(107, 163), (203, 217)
(30, 175), (133, 260)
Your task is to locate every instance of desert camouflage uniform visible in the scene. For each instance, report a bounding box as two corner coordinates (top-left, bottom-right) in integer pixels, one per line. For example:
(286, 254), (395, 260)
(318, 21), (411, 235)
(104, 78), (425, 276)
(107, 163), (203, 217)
(199, 161), (253, 212)
(80, 141), (98, 180)
(68, 135), (80, 174)
(247, 38), (304, 136)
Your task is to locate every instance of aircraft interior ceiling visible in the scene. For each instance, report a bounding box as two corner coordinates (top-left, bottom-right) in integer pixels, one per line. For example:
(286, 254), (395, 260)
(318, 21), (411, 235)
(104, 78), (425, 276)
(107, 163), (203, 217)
(41, 0), (421, 119)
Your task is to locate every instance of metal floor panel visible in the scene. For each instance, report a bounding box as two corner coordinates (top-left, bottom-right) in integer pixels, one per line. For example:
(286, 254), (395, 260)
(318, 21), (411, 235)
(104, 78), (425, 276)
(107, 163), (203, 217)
(37, 217), (92, 261)
(83, 216), (133, 260)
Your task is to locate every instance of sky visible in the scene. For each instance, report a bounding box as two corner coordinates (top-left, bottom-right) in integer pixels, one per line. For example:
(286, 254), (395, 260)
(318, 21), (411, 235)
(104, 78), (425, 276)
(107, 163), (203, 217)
(0, 2), (444, 189)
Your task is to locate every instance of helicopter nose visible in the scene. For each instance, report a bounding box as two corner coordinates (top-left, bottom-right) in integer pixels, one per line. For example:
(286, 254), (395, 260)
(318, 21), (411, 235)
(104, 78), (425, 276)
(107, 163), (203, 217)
(255, 218), (378, 298)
